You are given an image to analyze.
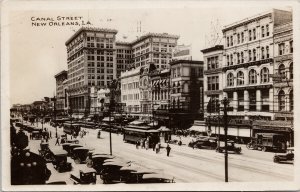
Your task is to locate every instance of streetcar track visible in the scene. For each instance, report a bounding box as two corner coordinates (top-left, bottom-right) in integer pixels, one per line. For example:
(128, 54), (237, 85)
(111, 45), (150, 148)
(172, 150), (293, 181)
(118, 146), (241, 182)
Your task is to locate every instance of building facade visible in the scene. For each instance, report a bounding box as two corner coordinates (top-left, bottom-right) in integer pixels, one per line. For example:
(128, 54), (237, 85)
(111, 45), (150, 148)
(130, 33), (179, 69)
(54, 70), (68, 113)
(120, 67), (141, 116)
(65, 27), (118, 114)
(116, 41), (132, 78)
(222, 9), (292, 121)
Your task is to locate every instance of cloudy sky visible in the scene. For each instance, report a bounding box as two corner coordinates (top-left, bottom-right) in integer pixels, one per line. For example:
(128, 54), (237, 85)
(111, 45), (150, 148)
(4, 0), (294, 105)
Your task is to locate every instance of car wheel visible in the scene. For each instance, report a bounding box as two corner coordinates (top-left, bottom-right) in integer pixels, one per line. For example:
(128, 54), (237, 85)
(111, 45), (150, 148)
(273, 157), (279, 163)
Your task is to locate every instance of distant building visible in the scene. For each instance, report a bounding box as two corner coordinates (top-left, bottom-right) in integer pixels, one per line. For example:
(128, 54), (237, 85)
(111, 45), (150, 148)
(116, 41), (132, 78)
(54, 70), (68, 113)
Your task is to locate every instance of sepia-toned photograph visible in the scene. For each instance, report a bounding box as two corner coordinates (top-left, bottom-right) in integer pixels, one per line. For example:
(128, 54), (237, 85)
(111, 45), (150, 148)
(1, 0), (299, 191)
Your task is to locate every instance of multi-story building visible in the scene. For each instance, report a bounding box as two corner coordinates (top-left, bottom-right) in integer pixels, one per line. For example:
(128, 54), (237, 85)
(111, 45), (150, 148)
(120, 67), (141, 116)
(54, 70), (68, 113)
(169, 60), (204, 129)
(116, 41), (132, 78)
(273, 21), (293, 120)
(65, 27), (118, 114)
(222, 9), (292, 121)
(131, 33), (179, 69)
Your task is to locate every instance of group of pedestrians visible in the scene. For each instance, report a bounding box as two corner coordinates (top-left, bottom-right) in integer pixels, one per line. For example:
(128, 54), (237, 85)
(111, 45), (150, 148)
(135, 138), (172, 157)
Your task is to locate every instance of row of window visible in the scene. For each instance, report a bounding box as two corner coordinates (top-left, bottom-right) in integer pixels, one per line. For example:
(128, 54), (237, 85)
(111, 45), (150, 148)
(87, 55), (114, 61)
(86, 43), (114, 49)
(122, 93), (140, 101)
(226, 25), (270, 47)
(86, 37), (114, 43)
(227, 68), (270, 87)
(122, 82), (139, 90)
(226, 46), (270, 66)
(278, 41), (293, 55)
(207, 56), (219, 70)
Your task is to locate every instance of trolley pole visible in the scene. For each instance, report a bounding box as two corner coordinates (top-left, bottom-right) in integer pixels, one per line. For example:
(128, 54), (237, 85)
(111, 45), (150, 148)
(222, 97), (229, 182)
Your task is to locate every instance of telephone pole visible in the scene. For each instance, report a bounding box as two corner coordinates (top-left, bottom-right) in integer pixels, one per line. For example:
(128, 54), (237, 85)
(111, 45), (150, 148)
(222, 97), (229, 182)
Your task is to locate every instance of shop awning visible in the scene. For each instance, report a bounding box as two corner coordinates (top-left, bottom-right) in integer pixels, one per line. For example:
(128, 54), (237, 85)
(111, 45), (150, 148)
(188, 125), (206, 132)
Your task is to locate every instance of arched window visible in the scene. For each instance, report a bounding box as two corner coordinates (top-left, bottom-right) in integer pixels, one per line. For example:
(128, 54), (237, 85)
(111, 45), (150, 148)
(289, 90), (293, 111)
(237, 71), (244, 85)
(289, 63), (293, 79)
(278, 90), (285, 111)
(241, 52), (244, 63)
(261, 26), (265, 37)
(227, 73), (234, 87)
(230, 54), (233, 65)
(249, 69), (257, 84)
(261, 47), (265, 59)
(266, 24), (269, 36)
(237, 33), (240, 44)
(260, 67), (269, 83)
(278, 64), (285, 78)
(227, 55), (230, 65)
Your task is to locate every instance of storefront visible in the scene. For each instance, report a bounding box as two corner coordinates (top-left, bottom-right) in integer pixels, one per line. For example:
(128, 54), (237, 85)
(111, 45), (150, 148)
(252, 120), (293, 146)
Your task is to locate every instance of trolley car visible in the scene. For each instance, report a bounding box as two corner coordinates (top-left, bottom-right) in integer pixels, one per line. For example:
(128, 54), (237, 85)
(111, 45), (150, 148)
(63, 122), (81, 136)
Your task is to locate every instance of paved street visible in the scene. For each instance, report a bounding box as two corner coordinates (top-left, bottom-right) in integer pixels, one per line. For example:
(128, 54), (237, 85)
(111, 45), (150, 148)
(25, 122), (294, 184)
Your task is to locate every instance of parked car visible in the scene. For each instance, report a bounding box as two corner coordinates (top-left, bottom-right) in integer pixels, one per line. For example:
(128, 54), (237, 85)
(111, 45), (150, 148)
(188, 136), (217, 149)
(216, 140), (241, 154)
(51, 149), (72, 173)
(70, 165), (97, 184)
(246, 133), (287, 152)
(273, 147), (294, 163)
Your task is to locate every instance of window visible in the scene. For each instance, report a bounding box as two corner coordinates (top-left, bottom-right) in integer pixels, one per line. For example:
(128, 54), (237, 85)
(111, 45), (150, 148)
(266, 46), (269, 58)
(278, 64), (285, 78)
(227, 73), (234, 87)
(278, 90), (285, 111)
(261, 47), (265, 59)
(241, 52), (244, 63)
(227, 55), (230, 66)
(261, 26), (265, 37)
(241, 32), (244, 43)
(289, 63), (293, 79)
(253, 29), (256, 40)
(253, 49), (256, 61)
(207, 76), (219, 90)
(237, 71), (244, 85)
(248, 50), (252, 61)
(237, 34), (240, 44)
(290, 41), (293, 53)
(230, 54), (233, 65)
(227, 37), (229, 47)
(266, 24), (269, 36)
(279, 43), (285, 55)
(249, 69), (257, 84)
(237, 53), (240, 64)
(260, 67), (269, 83)
(249, 30), (252, 41)
(289, 90), (293, 111)
(230, 36), (233, 46)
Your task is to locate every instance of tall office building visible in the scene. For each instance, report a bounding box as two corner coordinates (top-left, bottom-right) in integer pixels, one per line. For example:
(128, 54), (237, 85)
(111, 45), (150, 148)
(65, 27), (118, 114)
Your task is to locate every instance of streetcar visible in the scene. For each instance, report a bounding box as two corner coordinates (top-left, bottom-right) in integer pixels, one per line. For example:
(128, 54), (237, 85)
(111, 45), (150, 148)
(123, 125), (160, 148)
(63, 122), (81, 136)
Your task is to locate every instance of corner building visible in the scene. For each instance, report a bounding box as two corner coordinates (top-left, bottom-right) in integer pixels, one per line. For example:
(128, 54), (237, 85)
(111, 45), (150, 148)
(222, 9), (292, 121)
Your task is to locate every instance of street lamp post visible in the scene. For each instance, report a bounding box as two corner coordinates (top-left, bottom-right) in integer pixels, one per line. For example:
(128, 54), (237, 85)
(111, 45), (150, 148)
(222, 97), (230, 182)
(108, 79), (118, 156)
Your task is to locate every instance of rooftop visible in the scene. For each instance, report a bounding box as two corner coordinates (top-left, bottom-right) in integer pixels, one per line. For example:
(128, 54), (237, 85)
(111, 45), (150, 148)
(54, 70), (67, 78)
(65, 27), (118, 45)
(169, 59), (203, 66)
(201, 45), (224, 54)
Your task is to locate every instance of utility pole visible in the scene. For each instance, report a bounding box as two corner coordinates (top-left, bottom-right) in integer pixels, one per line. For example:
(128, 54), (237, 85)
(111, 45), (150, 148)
(222, 97), (229, 182)
(108, 79), (118, 156)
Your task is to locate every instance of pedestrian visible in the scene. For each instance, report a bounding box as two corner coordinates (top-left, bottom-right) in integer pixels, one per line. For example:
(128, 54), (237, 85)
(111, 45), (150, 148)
(136, 140), (140, 149)
(155, 143), (160, 154)
(45, 135), (48, 143)
(49, 131), (52, 139)
(55, 136), (60, 146)
(166, 144), (171, 157)
(153, 142), (156, 151)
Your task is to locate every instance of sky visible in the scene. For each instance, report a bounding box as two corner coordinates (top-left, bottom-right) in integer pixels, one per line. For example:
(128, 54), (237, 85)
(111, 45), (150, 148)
(5, 0), (294, 105)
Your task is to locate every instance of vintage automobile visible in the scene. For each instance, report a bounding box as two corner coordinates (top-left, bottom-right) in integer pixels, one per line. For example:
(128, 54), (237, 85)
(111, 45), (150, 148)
(215, 140), (241, 154)
(273, 147), (294, 163)
(70, 165), (97, 184)
(188, 136), (217, 149)
(72, 147), (91, 164)
(100, 161), (127, 184)
(61, 143), (72, 153)
(68, 144), (83, 157)
(65, 139), (80, 144)
(39, 142), (53, 162)
(32, 131), (43, 140)
(91, 154), (115, 174)
(51, 149), (72, 173)
(246, 133), (287, 152)
(141, 173), (175, 183)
